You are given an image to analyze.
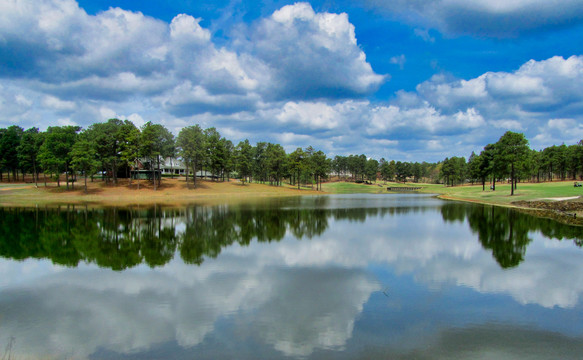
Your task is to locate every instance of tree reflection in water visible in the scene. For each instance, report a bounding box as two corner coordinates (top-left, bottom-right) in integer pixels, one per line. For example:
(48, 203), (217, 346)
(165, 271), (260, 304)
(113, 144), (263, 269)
(0, 199), (580, 270)
(441, 203), (582, 268)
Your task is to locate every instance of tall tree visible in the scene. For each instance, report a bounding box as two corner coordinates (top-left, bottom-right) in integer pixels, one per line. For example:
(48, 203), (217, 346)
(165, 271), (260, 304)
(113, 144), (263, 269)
(332, 155), (348, 180)
(365, 158), (379, 182)
(177, 125), (205, 188)
(235, 139), (253, 184)
(0, 125), (24, 181)
(204, 127), (225, 181)
(288, 148), (305, 190)
(0, 128), (5, 182)
(495, 131), (529, 195)
(253, 142), (268, 183)
(266, 143), (287, 186)
(86, 119), (126, 185)
(118, 120), (141, 184)
(37, 126), (80, 188)
(141, 122), (174, 190)
(379, 158), (394, 183)
(71, 132), (99, 193)
(312, 150), (330, 190)
(17, 127), (43, 187)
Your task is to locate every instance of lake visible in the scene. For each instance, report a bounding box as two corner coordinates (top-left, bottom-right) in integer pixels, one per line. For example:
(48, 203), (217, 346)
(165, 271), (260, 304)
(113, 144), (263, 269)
(1, 194), (582, 359)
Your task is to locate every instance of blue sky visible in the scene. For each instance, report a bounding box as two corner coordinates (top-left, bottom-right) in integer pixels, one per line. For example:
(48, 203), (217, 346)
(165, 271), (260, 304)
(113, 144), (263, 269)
(1, 0), (583, 161)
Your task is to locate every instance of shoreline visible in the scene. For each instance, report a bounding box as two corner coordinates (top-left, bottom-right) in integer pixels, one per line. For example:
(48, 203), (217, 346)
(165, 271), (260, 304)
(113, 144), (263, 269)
(1, 178), (582, 225)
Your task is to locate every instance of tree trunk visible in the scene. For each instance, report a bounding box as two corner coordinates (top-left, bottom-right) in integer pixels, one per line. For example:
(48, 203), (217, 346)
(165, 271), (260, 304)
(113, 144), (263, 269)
(84, 170), (88, 194)
(193, 160), (197, 189)
(113, 159), (118, 186)
(66, 169), (69, 190)
(510, 163), (515, 196)
(33, 161), (38, 188)
(297, 170), (300, 190)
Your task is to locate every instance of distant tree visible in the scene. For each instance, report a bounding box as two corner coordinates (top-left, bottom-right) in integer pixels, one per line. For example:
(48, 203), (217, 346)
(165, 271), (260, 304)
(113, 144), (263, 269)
(379, 158), (394, 182)
(234, 139), (253, 184)
(266, 143), (287, 186)
(118, 120), (141, 184)
(288, 148), (305, 189)
(0, 125), (23, 181)
(365, 158), (379, 182)
(357, 154), (367, 181)
(411, 162), (422, 183)
(482, 143), (503, 190)
(203, 127), (225, 181)
(528, 149), (543, 183)
(495, 131), (529, 195)
(440, 157), (466, 186)
(467, 152), (480, 185)
(71, 132), (100, 193)
(85, 119), (125, 185)
(332, 155), (346, 180)
(0, 128), (4, 181)
(177, 125), (205, 188)
(253, 142), (268, 183)
(570, 141), (583, 180)
(311, 150), (330, 190)
(141, 122), (174, 190)
(17, 127), (43, 186)
(395, 161), (411, 182)
(221, 138), (234, 181)
(37, 126), (80, 188)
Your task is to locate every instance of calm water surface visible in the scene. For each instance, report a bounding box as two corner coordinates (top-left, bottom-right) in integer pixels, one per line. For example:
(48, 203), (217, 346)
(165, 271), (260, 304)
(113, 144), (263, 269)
(1, 194), (582, 359)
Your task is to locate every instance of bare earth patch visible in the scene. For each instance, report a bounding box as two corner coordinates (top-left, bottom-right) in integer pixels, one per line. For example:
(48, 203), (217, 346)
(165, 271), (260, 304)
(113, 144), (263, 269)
(0, 178), (320, 207)
(511, 197), (583, 225)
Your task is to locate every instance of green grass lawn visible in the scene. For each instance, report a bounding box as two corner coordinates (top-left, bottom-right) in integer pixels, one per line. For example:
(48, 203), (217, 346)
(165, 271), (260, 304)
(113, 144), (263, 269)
(425, 181), (583, 205)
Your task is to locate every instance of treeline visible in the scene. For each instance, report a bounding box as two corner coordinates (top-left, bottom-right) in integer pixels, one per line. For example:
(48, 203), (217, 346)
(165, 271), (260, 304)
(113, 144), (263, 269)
(0, 120), (335, 192)
(441, 131), (583, 195)
(1, 121), (582, 194)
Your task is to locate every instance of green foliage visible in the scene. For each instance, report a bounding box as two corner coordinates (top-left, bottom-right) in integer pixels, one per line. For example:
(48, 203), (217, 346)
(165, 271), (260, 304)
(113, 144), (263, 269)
(177, 124), (205, 186)
(17, 127), (43, 184)
(37, 126), (80, 187)
(0, 125), (24, 180)
(141, 121), (174, 189)
(235, 139), (253, 183)
(288, 147), (306, 189)
(365, 158), (379, 181)
(70, 132), (100, 193)
(495, 131), (529, 195)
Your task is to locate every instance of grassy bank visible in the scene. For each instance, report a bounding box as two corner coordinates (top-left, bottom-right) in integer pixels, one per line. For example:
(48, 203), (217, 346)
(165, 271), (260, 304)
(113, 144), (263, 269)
(0, 178), (319, 207)
(324, 180), (582, 203)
